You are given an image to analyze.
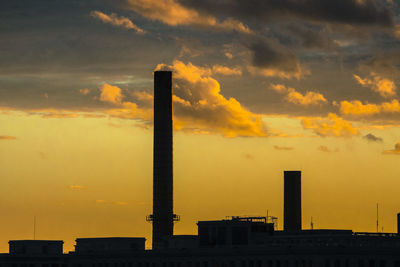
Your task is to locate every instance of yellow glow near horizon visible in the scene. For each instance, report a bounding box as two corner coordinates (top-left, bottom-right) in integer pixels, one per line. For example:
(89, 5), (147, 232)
(0, 112), (400, 252)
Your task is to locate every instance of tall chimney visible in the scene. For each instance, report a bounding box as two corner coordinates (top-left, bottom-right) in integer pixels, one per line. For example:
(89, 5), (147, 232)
(284, 171), (302, 232)
(152, 71), (174, 249)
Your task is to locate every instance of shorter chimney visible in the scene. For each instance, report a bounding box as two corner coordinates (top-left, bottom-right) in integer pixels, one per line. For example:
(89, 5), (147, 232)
(284, 171), (302, 232)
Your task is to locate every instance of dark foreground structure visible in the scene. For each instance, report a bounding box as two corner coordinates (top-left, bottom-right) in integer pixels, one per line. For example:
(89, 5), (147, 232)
(2, 72), (400, 266)
(147, 71), (179, 249)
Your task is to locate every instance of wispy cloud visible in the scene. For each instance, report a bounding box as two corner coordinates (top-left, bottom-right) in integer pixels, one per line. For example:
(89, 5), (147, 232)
(69, 185), (86, 190)
(274, 145), (294, 151)
(318, 145), (338, 153)
(243, 153), (254, 159)
(124, 0), (251, 34)
(90, 10), (145, 34)
(0, 136), (16, 140)
(95, 200), (129, 206)
(42, 113), (79, 119)
(82, 114), (107, 118)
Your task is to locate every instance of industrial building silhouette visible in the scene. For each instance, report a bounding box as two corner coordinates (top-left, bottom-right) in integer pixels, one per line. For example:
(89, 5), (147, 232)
(2, 71), (400, 266)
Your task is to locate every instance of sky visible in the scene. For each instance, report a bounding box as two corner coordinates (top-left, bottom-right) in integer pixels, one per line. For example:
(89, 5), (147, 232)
(1, 0), (400, 252)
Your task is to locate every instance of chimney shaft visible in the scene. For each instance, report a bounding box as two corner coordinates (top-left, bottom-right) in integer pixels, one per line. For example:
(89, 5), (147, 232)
(284, 171), (302, 232)
(152, 71), (173, 248)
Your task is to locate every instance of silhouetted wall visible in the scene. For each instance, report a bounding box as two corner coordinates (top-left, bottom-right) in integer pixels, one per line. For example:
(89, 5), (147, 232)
(153, 71), (174, 249)
(284, 171), (301, 232)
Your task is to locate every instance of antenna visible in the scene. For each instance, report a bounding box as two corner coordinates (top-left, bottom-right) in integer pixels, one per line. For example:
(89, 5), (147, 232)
(311, 216), (314, 230)
(33, 216), (36, 240)
(376, 203), (379, 233)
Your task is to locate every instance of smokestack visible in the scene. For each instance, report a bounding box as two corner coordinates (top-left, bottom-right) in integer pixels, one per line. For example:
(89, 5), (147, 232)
(284, 171), (302, 232)
(151, 71), (174, 249)
(397, 213), (400, 234)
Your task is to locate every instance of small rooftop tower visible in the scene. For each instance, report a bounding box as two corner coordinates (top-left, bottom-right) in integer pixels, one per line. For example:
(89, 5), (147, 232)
(147, 71), (179, 249)
(284, 171), (302, 232)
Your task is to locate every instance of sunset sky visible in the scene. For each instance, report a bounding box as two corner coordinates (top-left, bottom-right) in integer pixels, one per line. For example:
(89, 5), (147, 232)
(1, 0), (400, 252)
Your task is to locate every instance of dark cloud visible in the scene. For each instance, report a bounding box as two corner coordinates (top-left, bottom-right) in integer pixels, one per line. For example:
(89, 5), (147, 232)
(250, 39), (297, 69)
(178, 0), (394, 27)
(246, 38), (305, 78)
(363, 133), (383, 142)
(0, 0), (179, 77)
(1, 0), (400, 126)
(360, 48), (400, 74)
(277, 23), (338, 50)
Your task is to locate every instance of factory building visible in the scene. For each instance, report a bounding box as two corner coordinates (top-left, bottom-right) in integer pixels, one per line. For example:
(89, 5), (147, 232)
(1, 71), (400, 266)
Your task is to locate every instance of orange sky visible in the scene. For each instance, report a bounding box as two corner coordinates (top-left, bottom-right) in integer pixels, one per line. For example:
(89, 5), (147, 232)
(1, 110), (400, 252)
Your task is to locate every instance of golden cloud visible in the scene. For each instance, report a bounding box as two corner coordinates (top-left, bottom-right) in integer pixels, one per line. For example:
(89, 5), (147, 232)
(211, 65), (242, 76)
(79, 88), (90, 95)
(270, 84), (288, 93)
(124, 0), (252, 33)
(339, 100), (380, 115)
(382, 142), (400, 155)
(132, 91), (153, 103)
(100, 83), (123, 104)
(106, 101), (153, 121)
(248, 65), (309, 80)
(339, 99), (400, 115)
(270, 84), (327, 106)
(90, 10), (145, 33)
(353, 73), (396, 98)
(156, 60), (267, 137)
(301, 113), (359, 137)
(286, 89), (327, 106)
(1, 61), (264, 138)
